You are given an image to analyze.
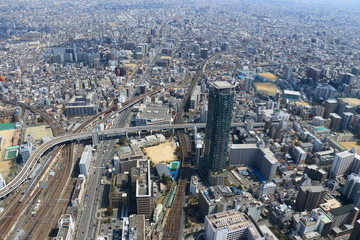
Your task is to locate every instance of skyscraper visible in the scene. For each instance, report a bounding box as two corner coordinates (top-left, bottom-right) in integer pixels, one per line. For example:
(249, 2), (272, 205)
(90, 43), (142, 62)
(202, 81), (234, 185)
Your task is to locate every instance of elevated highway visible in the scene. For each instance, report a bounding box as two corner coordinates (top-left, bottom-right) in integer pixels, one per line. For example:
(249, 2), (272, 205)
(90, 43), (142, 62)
(0, 122), (265, 198)
(0, 48), (258, 199)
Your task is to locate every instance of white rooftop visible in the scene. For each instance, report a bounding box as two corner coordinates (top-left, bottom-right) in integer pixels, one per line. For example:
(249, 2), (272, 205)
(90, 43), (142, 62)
(283, 89), (301, 96)
(212, 81), (234, 89)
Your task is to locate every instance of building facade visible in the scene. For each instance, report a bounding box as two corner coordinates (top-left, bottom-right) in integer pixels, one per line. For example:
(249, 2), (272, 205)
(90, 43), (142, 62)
(202, 81), (234, 185)
(204, 210), (265, 240)
(343, 173), (360, 207)
(79, 145), (92, 176)
(295, 185), (326, 212)
(330, 149), (356, 178)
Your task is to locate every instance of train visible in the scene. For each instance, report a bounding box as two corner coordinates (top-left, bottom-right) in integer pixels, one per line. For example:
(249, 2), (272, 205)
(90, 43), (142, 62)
(31, 199), (42, 216)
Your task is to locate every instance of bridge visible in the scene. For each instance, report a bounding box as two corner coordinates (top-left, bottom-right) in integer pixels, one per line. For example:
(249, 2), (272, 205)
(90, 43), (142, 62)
(0, 49), (255, 199)
(0, 121), (265, 198)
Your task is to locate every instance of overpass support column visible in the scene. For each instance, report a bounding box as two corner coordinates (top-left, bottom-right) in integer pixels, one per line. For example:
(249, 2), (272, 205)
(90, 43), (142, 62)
(92, 131), (99, 145)
(172, 129), (175, 134)
(193, 125), (197, 136)
(138, 131), (141, 137)
(125, 132), (128, 138)
(150, 130), (153, 135)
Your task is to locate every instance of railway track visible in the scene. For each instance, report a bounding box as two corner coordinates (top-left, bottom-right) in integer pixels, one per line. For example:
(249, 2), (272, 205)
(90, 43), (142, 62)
(162, 50), (240, 239)
(22, 144), (75, 239)
(162, 50), (228, 240)
(18, 103), (64, 137)
(0, 191), (26, 239)
(0, 146), (63, 240)
(0, 49), (236, 239)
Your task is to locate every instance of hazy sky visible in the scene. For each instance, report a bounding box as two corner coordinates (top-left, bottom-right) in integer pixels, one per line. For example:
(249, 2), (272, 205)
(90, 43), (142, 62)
(282, 0), (360, 6)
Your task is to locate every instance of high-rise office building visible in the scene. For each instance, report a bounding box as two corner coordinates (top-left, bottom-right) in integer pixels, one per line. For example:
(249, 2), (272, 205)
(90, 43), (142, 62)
(306, 66), (321, 82)
(340, 112), (354, 130)
(328, 204), (360, 229)
(202, 81), (234, 185)
(132, 160), (153, 219)
(245, 77), (252, 92)
(349, 219), (360, 240)
(314, 105), (325, 118)
(284, 65), (294, 80)
(329, 113), (342, 130)
(330, 148), (356, 178)
(200, 48), (209, 58)
(338, 72), (355, 85)
(292, 146), (307, 164)
(314, 84), (337, 100)
(304, 165), (327, 182)
(204, 210), (265, 240)
(324, 99), (338, 118)
(295, 185), (326, 212)
(229, 144), (278, 180)
(343, 173), (360, 207)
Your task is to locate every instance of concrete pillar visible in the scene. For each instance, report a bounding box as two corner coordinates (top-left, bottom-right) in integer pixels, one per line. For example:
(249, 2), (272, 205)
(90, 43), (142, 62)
(193, 125), (197, 136)
(125, 132), (128, 138)
(138, 131), (141, 137)
(92, 131), (99, 145)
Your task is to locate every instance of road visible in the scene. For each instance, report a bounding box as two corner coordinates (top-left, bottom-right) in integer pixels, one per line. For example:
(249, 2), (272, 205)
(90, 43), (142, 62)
(0, 44), (211, 199)
(162, 49), (238, 239)
(0, 120), (265, 199)
(75, 106), (133, 240)
(74, 38), (164, 238)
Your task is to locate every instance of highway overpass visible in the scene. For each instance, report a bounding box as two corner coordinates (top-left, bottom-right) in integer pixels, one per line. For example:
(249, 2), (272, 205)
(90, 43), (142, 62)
(0, 122), (265, 198)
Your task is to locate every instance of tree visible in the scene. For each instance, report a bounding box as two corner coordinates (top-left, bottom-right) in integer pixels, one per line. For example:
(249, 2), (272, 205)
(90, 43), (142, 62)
(37, 117), (44, 123)
(163, 131), (173, 139)
(119, 136), (127, 146)
(106, 205), (114, 216)
(174, 147), (183, 160)
(161, 174), (172, 185)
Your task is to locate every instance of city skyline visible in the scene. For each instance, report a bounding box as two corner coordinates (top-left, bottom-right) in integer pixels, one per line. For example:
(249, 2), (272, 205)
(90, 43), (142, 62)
(0, 0), (360, 239)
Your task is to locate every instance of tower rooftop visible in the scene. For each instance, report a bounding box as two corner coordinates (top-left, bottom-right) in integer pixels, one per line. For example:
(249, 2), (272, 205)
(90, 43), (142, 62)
(211, 81), (234, 89)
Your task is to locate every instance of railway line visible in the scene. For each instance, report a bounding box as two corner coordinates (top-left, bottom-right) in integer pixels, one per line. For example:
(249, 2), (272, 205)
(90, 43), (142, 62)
(18, 103), (64, 137)
(0, 64), (201, 199)
(0, 145), (63, 240)
(1, 103), (82, 239)
(162, 49), (233, 240)
(21, 144), (75, 240)
(0, 50), (239, 240)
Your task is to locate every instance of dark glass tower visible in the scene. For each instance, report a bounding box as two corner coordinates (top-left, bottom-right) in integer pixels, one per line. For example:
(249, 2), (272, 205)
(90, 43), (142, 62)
(202, 81), (234, 185)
